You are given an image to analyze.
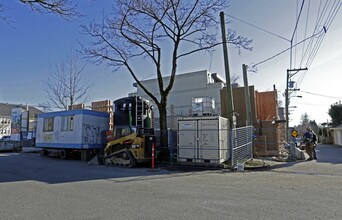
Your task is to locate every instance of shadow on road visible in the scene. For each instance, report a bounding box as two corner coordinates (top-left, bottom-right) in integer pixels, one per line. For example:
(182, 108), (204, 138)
(0, 153), (200, 185)
(1, 144), (341, 184)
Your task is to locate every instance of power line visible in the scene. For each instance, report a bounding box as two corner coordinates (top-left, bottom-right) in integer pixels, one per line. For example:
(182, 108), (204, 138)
(299, 0), (326, 67)
(300, 90), (342, 99)
(225, 13), (290, 42)
(290, 0), (306, 69)
(296, 1), (341, 88)
(306, 1), (341, 68)
(291, 0), (306, 42)
(296, 0), (325, 71)
(301, 0), (311, 66)
(306, 1), (338, 66)
(291, 102), (331, 106)
(305, 2), (338, 67)
(253, 28), (324, 67)
(295, 0), (341, 89)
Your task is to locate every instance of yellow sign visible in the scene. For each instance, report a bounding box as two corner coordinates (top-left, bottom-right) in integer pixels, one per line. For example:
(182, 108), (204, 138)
(291, 129), (298, 138)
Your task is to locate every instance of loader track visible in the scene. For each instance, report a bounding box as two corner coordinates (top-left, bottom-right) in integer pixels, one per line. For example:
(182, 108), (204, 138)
(103, 149), (137, 168)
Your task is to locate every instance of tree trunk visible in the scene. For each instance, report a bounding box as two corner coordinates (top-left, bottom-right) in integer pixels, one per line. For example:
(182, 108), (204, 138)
(157, 98), (169, 161)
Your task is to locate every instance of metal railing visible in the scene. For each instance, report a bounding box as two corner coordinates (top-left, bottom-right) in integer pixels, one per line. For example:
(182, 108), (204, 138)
(230, 126), (253, 169)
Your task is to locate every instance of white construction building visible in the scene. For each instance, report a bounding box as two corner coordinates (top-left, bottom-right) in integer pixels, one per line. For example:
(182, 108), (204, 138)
(135, 70), (225, 129)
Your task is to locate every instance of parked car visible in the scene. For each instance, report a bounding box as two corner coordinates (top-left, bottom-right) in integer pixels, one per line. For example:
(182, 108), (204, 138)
(0, 135), (11, 141)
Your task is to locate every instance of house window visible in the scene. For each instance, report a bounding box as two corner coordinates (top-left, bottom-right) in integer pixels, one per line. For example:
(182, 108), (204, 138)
(43, 117), (54, 132)
(61, 115), (74, 131)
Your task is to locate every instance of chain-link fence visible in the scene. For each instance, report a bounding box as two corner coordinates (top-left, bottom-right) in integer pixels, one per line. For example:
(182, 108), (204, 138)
(230, 126), (253, 169)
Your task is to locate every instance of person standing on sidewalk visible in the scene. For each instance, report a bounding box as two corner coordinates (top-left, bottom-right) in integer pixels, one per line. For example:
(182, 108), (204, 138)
(311, 128), (318, 160)
(303, 127), (316, 160)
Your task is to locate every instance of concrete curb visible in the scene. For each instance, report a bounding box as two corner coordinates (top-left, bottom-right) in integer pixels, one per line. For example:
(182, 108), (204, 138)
(22, 147), (41, 153)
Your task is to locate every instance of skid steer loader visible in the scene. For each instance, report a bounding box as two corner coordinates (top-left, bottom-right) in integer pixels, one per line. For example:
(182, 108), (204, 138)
(101, 125), (155, 167)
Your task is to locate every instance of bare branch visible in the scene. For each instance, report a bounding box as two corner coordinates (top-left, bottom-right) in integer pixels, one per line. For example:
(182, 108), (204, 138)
(20, 0), (80, 20)
(0, 3), (14, 26)
(227, 29), (253, 53)
(177, 42), (222, 59)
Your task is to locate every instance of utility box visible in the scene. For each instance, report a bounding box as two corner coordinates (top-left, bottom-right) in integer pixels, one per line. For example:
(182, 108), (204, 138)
(36, 110), (109, 151)
(177, 116), (228, 164)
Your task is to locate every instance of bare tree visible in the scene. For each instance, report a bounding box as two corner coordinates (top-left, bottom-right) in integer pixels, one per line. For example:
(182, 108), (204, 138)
(44, 53), (93, 110)
(81, 0), (252, 148)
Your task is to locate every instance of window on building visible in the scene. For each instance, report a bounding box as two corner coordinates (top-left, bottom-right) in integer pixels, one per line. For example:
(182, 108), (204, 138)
(43, 117), (54, 132)
(61, 115), (74, 131)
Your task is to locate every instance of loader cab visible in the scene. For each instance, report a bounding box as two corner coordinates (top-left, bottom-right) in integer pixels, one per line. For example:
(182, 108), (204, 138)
(113, 126), (136, 139)
(113, 96), (153, 128)
(111, 125), (153, 140)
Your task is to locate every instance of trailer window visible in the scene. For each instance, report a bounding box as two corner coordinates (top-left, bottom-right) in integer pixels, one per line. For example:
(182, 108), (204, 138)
(61, 115), (74, 131)
(43, 117), (54, 132)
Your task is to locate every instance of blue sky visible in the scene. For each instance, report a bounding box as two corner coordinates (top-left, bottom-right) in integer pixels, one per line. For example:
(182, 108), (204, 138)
(0, 0), (341, 126)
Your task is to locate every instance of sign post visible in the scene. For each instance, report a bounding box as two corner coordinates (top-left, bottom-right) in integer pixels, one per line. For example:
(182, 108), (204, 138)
(151, 142), (155, 171)
(290, 129), (299, 161)
(291, 129), (298, 138)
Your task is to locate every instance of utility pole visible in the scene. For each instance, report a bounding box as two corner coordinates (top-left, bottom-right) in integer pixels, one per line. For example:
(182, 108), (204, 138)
(220, 11), (235, 128)
(242, 64), (252, 126)
(285, 68), (307, 157)
(220, 11), (236, 168)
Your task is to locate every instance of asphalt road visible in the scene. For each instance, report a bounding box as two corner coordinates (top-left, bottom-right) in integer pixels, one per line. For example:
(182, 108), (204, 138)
(1, 144), (341, 220)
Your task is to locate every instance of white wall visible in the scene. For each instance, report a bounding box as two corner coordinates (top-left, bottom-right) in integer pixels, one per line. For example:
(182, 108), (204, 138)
(333, 129), (342, 146)
(136, 70), (225, 128)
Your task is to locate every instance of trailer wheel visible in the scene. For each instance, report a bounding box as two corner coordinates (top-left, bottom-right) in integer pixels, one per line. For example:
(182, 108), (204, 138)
(59, 149), (68, 159)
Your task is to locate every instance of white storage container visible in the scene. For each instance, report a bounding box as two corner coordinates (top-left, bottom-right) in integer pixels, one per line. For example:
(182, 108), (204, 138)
(178, 119), (198, 159)
(177, 116), (228, 164)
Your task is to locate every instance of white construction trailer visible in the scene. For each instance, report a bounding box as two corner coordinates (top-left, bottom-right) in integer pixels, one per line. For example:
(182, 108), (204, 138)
(36, 109), (109, 160)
